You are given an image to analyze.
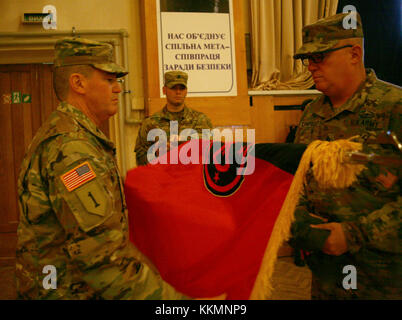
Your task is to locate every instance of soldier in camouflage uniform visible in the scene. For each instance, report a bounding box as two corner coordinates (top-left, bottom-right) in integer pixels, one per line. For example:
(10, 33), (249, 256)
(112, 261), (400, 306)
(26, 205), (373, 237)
(135, 71), (213, 166)
(16, 38), (187, 299)
(290, 13), (401, 299)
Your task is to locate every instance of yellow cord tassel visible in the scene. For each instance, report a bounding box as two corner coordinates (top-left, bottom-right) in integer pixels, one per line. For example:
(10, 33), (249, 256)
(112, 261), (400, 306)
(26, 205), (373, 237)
(250, 138), (366, 299)
(308, 139), (366, 189)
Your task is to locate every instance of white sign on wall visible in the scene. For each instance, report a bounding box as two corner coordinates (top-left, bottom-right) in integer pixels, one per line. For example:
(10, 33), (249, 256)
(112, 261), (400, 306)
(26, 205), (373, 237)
(156, 0), (237, 97)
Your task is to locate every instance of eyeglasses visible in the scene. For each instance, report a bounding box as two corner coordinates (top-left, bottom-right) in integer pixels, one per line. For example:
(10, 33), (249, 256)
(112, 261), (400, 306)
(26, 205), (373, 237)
(300, 45), (353, 66)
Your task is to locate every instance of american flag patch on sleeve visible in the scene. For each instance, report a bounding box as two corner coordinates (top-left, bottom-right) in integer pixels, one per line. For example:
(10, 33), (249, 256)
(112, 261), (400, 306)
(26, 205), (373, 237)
(60, 161), (97, 192)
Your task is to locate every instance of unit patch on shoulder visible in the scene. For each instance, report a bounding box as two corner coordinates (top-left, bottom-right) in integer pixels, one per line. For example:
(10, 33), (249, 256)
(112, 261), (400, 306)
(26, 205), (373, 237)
(60, 161), (96, 192)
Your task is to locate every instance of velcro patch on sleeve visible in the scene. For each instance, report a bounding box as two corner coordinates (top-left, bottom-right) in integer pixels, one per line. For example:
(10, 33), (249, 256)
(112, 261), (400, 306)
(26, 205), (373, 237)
(60, 161), (97, 192)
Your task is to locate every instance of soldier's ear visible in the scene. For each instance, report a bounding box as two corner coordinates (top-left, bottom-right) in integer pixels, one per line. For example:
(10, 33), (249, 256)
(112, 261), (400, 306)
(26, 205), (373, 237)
(350, 44), (363, 64)
(69, 73), (87, 94)
(162, 86), (167, 95)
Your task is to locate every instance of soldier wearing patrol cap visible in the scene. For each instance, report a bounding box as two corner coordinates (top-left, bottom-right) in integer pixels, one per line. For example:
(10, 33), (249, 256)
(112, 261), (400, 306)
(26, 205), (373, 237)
(15, 37), (187, 299)
(289, 13), (402, 299)
(135, 70), (213, 166)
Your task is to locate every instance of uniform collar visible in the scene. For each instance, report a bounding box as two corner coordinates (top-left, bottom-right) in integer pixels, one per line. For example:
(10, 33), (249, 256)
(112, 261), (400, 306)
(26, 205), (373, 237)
(160, 105), (190, 120)
(58, 101), (115, 150)
(311, 69), (378, 119)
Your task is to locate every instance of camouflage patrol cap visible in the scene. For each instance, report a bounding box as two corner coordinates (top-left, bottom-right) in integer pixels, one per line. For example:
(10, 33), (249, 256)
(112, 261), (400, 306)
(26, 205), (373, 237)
(54, 37), (128, 77)
(294, 12), (364, 59)
(164, 71), (188, 88)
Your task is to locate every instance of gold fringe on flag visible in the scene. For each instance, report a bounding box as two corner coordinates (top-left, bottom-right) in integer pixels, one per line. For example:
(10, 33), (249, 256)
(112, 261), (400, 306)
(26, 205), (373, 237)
(249, 138), (366, 299)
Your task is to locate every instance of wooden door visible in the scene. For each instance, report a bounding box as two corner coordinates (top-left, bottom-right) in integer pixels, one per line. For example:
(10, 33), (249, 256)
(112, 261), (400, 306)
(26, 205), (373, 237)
(0, 64), (53, 266)
(0, 64), (109, 266)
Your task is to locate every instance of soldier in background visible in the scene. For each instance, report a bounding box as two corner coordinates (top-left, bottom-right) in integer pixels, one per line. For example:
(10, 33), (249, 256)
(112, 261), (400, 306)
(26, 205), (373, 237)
(16, 38), (187, 299)
(290, 12), (401, 299)
(135, 71), (213, 166)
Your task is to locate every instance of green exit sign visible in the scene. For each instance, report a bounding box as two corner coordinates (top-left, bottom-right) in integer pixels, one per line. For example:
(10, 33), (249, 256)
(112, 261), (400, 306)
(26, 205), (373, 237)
(22, 13), (49, 24)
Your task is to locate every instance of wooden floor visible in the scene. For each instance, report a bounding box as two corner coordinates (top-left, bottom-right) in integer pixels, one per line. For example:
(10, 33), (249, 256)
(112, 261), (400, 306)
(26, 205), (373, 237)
(0, 263), (16, 300)
(0, 254), (311, 300)
(270, 256), (311, 300)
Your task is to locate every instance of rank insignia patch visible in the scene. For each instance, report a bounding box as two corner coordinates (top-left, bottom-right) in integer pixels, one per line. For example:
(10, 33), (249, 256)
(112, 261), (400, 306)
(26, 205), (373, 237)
(61, 161), (96, 192)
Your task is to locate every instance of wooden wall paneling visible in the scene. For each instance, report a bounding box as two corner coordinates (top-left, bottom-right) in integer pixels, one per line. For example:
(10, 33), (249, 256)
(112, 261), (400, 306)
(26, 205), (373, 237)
(30, 65), (43, 136)
(44, 64), (61, 112)
(0, 233), (17, 264)
(250, 95), (318, 143)
(140, 0), (159, 101)
(21, 70), (33, 151)
(249, 95), (274, 143)
(10, 70), (27, 228)
(272, 96), (306, 142)
(40, 64), (57, 122)
(0, 70), (17, 234)
(0, 64), (61, 261)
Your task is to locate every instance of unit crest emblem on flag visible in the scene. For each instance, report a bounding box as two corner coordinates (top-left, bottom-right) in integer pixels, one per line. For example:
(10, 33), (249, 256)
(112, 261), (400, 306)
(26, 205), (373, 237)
(203, 141), (251, 197)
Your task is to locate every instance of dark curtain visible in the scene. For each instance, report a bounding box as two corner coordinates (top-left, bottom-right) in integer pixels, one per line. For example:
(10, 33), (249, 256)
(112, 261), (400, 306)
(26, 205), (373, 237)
(337, 0), (402, 86)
